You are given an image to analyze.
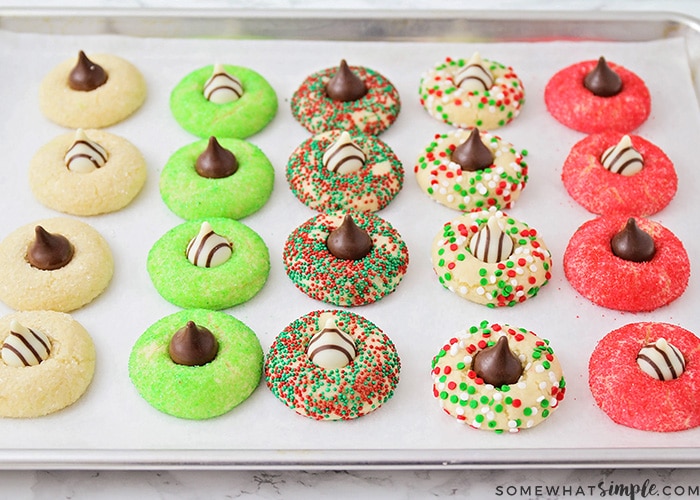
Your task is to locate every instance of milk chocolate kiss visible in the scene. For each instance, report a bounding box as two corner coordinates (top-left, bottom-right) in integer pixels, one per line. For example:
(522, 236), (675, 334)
(27, 226), (74, 271)
(611, 218), (656, 262)
(451, 128), (493, 172)
(326, 215), (373, 260)
(68, 51), (108, 91)
(169, 321), (219, 366)
(472, 336), (523, 387)
(584, 57), (622, 97)
(195, 137), (238, 179)
(325, 60), (367, 102)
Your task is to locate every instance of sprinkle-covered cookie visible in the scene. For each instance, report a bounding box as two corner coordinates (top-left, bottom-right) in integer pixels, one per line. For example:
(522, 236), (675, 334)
(431, 320), (566, 433)
(170, 64), (278, 139)
(265, 309), (400, 420)
(415, 127), (528, 212)
(418, 53), (525, 130)
(431, 208), (552, 307)
(563, 215), (689, 312)
(286, 129), (404, 213)
(290, 59), (401, 136)
(589, 322), (700, 432)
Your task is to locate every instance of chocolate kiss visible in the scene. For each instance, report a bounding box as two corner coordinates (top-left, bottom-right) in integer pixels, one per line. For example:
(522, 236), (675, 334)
(169, 321), (219, 366)
(611, 217), (656, 263)
(68, 51), (108, 91)
(325, 59), (368, 102)
(27, 226), (75, 271)
(451, 128), (493, 172)
(472, 336), (523, 387)
(326, 215), (373, 261)
(584, 56), (622, 97)
(195, 137), (238, 179)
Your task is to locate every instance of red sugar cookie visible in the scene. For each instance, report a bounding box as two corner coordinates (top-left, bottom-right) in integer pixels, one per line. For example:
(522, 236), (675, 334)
(561, 132), (677, 216)
(545, 59), (650, 134)
(563, 215), (689, 312)
(589, 322), (700, 432)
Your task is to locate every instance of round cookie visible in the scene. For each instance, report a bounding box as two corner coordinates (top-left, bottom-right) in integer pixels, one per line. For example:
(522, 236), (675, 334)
(418, 56), (525, 130)
(160, 137), (274, 220)
(265, 309), (400, 420)
(561, 132), (677, 216)
(290, 62), (401, 136)
(0, 310), (95, 418)
(431, 209), (552, 308)
(286, 129), (404, 213)
(170, 64), (277, 139)
(0, 218), (113, 312)
(147, 218), (270, 310)
(39, 52), (146, 129)
(544, 59), (650, 134)
(283, 211), (409, 307)
(129, 308), (263, 420)
(415, 128), (528, 212)
(589, 322), (700, 432)
(29, 129), (147, 216)
(431, 320), (566, 432)
(563, 215), (689, 312)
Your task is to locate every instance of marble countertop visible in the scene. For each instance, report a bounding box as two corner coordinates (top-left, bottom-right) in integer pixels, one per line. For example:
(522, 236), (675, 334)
(2, 1), (700, 498)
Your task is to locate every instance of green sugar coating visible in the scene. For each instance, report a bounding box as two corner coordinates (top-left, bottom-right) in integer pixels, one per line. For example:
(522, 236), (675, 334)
(129, 308), (263, 419)
(147, 218), (270, 310)
(160, 138), (274, 220)
(170, 64), (278, 139)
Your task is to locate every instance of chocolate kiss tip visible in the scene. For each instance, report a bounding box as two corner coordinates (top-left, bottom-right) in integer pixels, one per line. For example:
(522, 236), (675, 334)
(584, 56), (622, 97)
(325, 59), (367, 102)
(27, 226), (74, 271)
(451, 128), (493, 172)
(611, 217), (656, 263)
(68, 50), (108, 91)
(472, 336), (523, 387)
(169, 321), (219, 366)
(195, 136), (238, 179)
(326, 215), (373, 261)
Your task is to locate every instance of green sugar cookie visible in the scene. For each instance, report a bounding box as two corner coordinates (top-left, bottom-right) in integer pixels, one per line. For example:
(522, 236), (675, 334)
(129, 308), (263, 420)
(160, 138), (274, 220)
(147, 218), (270, 310)
(170, 64), (278, 139)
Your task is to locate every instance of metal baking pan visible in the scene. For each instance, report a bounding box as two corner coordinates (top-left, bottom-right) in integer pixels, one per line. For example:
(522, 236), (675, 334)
(0, 8), (699, 469)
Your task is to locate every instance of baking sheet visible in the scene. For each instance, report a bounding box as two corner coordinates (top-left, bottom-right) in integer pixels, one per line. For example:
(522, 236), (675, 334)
(0, 12), (699, 468)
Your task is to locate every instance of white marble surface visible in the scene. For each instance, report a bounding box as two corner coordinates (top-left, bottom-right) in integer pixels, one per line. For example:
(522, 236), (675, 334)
(2, 0), (700, 498)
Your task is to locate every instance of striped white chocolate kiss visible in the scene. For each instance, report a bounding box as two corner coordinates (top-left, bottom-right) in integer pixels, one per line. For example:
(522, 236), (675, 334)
(469, 215), (514, 263)
(306, 318), (357, 370)
(636, 337), (686, 381)
(64, 128), (108, 173)
(454, 52), (494, 92)
(322, 131), (366, 175)
(600, 135), (644, 176)
(203, 63), (244, 104)
(186, 221), (233, 268)
(1, 319), (51, 367)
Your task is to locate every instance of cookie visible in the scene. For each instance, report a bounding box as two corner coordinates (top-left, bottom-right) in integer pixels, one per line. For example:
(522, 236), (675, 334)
(563, 215), (689, 312)
(415, 127), (528, 212)
(265, 309), (400, 420)
(0, 310), (95, 418)
(561, 132), (677, 216)
(39, 51), (146, 129)
(147, 218), (270, 310)
(283, 211), (409, 307)
(129, 308), (263, 420)
(544, 57), (651, 134)
(0, 218), (113, 312)
(286, 129), (404, 213)
(160, 136), (274, 220)
(418, 53), (525, 130)
(170, 64), (278, 139)
(589, 322), (700, 432)
(431, 320), (566, 432)
(290, 59), (401, 136)
(29, 129), (147, 216)
(431, 208), (552, 308)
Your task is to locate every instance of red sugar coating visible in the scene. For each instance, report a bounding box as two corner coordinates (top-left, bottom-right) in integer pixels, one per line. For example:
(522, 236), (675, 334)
(563, 215), (689, 312)
(562, 132), (677, 216)
(589, 322), (700, 432)
(544, 60), (650, 134)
